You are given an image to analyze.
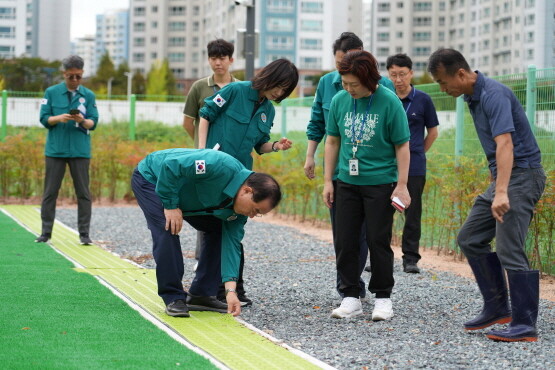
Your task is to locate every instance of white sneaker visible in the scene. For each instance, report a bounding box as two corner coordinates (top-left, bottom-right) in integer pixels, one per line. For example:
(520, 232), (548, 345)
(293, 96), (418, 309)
(372, 298), (393, 321)
(331, 297), (363, 319)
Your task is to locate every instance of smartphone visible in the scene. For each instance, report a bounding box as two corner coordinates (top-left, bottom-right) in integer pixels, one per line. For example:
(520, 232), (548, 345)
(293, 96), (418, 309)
(69, 109), (80, 115)
(391, 196), (405, 213)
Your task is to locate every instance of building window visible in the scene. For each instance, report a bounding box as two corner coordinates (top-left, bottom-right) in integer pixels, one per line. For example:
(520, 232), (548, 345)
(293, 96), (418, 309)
(412, 47), (431, 56)
(377, 2), (390, 11)
(0, 7), (16, 20)
(268, 36), (294, 50)
(133, 22), (145, 32)
(414, 2), (432, 11)
(378, 17), (390, 26)
(169, 22), (186, 31)
(133, 7), (145, 16)
(172, 68), (184, 79)
(300, 38), (322, 50)
(151, 21), (158, 29)
(396, 17), (403, 23)
(268, 0), (295, 13)
(193, 6), (200, 16)
(413, 32), (431, 41)
(438, 31), (445, 41)
(169, 53), (185, 62)
(300, 19), (322, 32)
(527, 49), (534, 59)
(169, 37), (186, 47)
(169, 6), (185, 16)
(396, 31), (403, 38)
(132, 53), (144, 62)
(397, 2), (404, 8)
(377, 47), (389, 56)
(300, 1), (322, 13)
(133, 37), (145, 46)
(151, 52), (157, 59)
(269, 18), (295, 32)
(413, 17), (432, 26)
(300, 57), (321, 69)
(151, 6), (157, 13)
(377, 32), (390, 41)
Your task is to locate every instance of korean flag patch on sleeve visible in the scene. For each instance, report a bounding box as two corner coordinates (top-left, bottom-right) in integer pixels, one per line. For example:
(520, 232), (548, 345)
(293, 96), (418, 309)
(41, 99), (48, 105)
(195, 160), (206, 174)
(213, 94), (226, 107)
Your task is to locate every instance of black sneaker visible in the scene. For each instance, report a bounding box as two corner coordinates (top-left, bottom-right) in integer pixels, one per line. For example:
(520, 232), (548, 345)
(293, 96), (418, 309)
(165, 299), (190, 317)
(35, 233), (51, 243)
(403, 263), (421, 274)
(79, 233), (92, 245)
(186, 294), (228, 313)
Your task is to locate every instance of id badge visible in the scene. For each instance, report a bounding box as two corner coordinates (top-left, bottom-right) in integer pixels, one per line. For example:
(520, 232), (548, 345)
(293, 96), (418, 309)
(349, 159), (359, 176)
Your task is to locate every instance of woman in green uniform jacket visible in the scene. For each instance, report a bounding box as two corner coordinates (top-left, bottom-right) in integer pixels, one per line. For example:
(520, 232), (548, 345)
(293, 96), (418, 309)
(197, 58), (299, 169)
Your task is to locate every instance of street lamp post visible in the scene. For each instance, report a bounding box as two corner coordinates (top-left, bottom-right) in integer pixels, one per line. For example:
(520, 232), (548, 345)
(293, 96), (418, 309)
(124, 72), (132, 100)
(107, 77), (114, 100)
(235, 0), (255, 80)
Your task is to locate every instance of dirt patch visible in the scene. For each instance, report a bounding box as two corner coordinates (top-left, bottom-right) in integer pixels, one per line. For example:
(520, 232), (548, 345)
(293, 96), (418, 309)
(256, 212), (555, 302)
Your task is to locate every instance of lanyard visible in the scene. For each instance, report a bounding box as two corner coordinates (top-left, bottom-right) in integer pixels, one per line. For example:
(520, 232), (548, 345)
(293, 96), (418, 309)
(404, 87), (417, 114)
(350, 95), (374, 157)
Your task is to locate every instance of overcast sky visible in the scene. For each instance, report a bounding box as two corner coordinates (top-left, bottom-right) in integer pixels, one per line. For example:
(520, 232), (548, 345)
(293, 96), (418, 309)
(70, 0), (130, 40)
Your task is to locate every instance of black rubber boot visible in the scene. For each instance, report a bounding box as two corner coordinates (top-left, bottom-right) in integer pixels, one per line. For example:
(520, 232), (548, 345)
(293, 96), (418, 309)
(487, 270), (539, 342)
(464, 252), (511, 330)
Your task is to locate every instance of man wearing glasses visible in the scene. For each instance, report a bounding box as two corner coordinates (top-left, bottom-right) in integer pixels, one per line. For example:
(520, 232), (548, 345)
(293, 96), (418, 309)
(35, 55), (99, 245)
(386, 54), (439, 274)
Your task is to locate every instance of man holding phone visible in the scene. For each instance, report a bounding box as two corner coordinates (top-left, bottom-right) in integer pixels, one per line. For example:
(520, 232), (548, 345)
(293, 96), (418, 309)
(35, 55), (99, 245)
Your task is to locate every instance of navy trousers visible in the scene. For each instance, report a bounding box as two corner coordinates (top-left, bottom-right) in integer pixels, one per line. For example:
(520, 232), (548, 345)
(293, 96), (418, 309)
(131, 169), (224, 305)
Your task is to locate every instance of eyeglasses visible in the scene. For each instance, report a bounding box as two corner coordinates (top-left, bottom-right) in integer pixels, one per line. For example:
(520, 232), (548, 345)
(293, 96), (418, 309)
(389, 72), (409, 80)
(66, 74), (82, 81)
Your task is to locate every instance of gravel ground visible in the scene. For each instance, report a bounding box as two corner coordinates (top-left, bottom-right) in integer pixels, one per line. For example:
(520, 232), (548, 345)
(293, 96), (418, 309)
(56, 207), (555, 369)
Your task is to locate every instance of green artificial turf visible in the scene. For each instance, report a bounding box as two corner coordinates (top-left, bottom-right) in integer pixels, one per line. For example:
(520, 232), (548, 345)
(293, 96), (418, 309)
(0, 211), (216, 369)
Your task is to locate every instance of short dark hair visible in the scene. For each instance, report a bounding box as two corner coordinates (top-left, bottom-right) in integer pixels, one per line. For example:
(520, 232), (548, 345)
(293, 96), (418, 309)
(62, 55), (84, 70)
(246, 173), (282, 208)
(207, 39), (234, 58)
(386, 53), (412, 70)
(338, 50), (381, 93)
(428, 48), (471, 76)
(252, 59), (298, 103)
(332, 32), (363, 54)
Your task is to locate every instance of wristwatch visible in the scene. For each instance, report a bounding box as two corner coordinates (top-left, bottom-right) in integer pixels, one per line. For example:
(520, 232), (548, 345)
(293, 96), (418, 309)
(225, 288), (237, 296)
(271, 141), (279, 152)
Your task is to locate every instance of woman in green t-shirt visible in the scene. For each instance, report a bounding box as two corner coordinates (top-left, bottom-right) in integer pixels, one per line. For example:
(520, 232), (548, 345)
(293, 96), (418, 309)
(323, 50), (411, 321)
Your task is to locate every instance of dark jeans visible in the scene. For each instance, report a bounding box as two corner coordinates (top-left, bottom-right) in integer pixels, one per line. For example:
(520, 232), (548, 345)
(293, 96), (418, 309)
(457, 167), (546, 271)
(41, 156), (91, 235)
(334, 180), (396, 299)
(330, 180), (368, 298)
(131, 169), (226, 305)
(402, 175), (426, 265)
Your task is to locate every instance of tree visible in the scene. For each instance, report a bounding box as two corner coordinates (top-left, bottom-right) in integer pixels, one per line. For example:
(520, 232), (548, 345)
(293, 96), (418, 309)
(112, 61), (130, 96)
(416, 70), (434, 85)
(90, 51), (116, 95)
(146, 59), (178, 100)
(132, 70), (146, 96)
(0, 57), (61, 92)
(0, 75), (5, 91)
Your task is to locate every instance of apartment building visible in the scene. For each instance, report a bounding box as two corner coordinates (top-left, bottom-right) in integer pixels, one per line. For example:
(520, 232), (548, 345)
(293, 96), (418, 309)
(0, 0), (70, 60)
(368, 0), (555, 76)
(71, 35), (96, 77)
(95, 9), (129, 73)
(128, 0), (363, 94)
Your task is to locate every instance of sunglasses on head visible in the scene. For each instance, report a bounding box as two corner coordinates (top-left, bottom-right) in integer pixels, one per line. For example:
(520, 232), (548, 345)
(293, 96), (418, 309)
(66, 74), (82, 80)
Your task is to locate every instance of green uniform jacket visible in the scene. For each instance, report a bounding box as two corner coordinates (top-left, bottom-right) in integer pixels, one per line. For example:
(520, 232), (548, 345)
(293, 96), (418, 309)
(39, 82), (99, 158)
(326, 86), (410, 185)
(199, 81), (274, 170)
(138, 148), (252, 283)
(183, 74), (239, 148)
(306, 71), (395, 179)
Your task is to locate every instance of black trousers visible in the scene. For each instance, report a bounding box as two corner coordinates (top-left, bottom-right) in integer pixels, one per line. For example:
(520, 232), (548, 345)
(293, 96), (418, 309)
(334, 180), (395, 298)
(330, 180), (367, 298)
(40, 156), (91, 235)
(401, 175), (426, 265)
(131, 169), (227, 305)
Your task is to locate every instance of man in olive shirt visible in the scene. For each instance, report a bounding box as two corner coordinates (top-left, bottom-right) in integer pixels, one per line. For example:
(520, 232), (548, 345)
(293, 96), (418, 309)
(183, 39), (238, 148)
(35, 55), (99, 245)
(131, 149), (281, 318)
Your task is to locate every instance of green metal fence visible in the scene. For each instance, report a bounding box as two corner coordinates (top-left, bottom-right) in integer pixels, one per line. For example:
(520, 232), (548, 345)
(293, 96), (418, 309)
(0, 66), (553, 273)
